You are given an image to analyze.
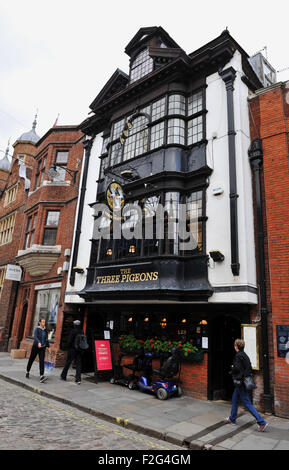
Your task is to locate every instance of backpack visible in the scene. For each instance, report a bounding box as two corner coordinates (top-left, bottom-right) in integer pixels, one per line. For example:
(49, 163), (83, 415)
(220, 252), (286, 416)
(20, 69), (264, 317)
(74, 333), (89, 351)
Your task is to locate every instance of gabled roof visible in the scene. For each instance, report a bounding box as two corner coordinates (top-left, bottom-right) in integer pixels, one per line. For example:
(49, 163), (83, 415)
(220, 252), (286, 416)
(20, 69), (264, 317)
(89, 68), (129, 111)
(125, 26), (181, 56)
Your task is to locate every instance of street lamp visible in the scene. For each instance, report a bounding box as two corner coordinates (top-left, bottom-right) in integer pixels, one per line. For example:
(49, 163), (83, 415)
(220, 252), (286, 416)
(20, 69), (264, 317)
(45, 164), (78, 184)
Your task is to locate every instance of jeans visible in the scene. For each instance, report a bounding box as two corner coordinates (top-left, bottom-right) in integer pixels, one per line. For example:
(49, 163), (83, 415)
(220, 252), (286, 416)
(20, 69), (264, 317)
(230, 385), (267, 426)
(27, 345), (45, 376)
(61, 349), (82, 382)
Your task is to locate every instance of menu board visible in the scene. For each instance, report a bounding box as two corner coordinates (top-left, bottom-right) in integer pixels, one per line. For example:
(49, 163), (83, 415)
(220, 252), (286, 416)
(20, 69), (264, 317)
(94, 340), (113, 371)
(241, 324), (259, 370)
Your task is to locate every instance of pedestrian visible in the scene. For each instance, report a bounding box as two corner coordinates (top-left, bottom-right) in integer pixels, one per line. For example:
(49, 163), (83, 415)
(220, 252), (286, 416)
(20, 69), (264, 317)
(224, 338), (268, 431)
(60, 320), (83, 384)
(26, 318), (51, 383)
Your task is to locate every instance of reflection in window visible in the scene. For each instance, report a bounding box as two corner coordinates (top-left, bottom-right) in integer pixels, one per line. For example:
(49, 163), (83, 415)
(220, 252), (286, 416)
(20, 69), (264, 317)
(32, 288), (60, 342)
(123, 115), (149, 161)
(188, 91), (203, 115)
(188, 116), (203, 145)
(130, 48), (154, 84)
(168, 94), (186, 115)
(167, 119), (185, 145)
(150, 122), (165, 150)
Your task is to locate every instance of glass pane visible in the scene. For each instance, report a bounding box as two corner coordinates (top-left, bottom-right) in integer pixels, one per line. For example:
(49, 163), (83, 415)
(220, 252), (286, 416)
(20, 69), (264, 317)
(188, 116), (203, 144)
(56, 151), (68, 164)
(46, 211), (60, 227)
(26, 216), (32, 231)
(53, 166), (66, 182)
(110, 143), (122, 166)
(32, 288), (60, 341)
(112, 119), (125, 140)
(188, 91), (203, 115)
(150, 122), (165, 150)
(101, 136), (110, 154)
(130, 48), (153, 83)
(168, 94), (186, 115)
(167, 119), (185, 145)
(151, 97), (166, 121)
(43, 228), (57, 246)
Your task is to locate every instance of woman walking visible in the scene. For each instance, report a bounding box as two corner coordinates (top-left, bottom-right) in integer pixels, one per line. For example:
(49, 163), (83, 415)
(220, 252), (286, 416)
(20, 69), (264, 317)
(225, 339), (268, 431)
(26, 318), (51, 383)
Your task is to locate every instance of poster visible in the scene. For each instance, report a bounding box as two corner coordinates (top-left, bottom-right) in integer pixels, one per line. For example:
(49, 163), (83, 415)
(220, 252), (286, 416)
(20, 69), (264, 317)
(241, 324), (259, 370)
(94, 340), (113, 371)
(276, 325), (289, 358)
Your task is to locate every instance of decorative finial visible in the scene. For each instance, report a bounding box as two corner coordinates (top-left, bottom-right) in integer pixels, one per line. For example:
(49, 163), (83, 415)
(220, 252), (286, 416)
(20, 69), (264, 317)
(32, 109), (38, 131)
(5, 138), (10, 158)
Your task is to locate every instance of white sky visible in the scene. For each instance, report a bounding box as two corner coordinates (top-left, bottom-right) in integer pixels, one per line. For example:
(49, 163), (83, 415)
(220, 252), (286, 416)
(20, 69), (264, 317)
(0, 0), (288, 159)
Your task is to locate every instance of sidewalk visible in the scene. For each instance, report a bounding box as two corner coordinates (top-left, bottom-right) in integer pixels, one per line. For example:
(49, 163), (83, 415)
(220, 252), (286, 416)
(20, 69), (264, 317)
(0, 352), (288, 450)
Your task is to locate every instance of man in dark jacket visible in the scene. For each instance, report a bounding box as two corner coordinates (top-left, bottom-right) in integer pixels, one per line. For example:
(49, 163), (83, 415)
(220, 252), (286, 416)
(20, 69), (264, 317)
(225, 339), (268, 431)
(60, 320), (83, 384)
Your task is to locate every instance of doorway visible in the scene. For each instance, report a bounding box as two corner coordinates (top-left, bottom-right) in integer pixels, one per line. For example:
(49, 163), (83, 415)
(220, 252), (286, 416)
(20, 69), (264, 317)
(17, 303), (28, 349)
(209, 315), (241, 401)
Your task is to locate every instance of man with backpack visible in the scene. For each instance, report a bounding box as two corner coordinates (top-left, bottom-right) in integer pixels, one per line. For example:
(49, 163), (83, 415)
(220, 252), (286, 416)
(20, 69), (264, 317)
(60, 320), (88, 384)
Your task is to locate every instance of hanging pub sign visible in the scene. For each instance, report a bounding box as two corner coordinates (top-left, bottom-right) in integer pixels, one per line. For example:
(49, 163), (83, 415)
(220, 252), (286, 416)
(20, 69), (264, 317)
(106, 182), (125, 212)
(276, 325), (289, 358)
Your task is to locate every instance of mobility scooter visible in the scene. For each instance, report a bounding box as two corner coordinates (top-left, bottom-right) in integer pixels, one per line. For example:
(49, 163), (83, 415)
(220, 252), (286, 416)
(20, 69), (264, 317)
(110, 349), (145, 390)
(137, 348), (183, 400)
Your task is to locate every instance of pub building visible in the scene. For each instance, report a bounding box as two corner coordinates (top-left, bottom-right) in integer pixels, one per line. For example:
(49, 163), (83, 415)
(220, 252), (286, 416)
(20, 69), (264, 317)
(65, 27), (272, 405)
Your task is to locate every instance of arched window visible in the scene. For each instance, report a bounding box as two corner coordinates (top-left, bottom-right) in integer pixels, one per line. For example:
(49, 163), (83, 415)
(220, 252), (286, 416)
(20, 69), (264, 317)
(130, 48), (154, 83)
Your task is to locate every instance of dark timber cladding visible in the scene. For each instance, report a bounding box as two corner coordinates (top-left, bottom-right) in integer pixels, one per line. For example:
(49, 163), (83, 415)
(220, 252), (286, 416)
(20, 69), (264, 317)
(74, 27), (263, 303)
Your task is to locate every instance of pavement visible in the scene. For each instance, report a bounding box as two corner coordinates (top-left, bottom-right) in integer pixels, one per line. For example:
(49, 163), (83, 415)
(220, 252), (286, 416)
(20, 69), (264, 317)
(0, 352), (289, 451)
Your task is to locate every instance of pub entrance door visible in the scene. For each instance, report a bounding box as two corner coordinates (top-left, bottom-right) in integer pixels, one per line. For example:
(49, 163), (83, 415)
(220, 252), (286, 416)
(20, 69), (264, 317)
(209, 314), (241, 401)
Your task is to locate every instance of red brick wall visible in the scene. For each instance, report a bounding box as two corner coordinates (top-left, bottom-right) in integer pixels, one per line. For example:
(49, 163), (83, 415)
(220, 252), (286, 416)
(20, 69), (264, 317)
(249, 86), (289, 418)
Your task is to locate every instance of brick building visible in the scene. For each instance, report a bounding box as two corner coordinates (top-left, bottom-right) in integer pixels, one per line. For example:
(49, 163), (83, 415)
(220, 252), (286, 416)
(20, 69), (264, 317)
(0, 119), (39, 351)
(249, 82), (289, 418)
(9, 126), (84, 365)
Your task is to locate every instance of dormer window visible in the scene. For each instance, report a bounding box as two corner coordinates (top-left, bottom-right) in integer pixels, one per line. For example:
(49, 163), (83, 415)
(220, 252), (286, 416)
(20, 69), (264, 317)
(130, 48), (154, 84)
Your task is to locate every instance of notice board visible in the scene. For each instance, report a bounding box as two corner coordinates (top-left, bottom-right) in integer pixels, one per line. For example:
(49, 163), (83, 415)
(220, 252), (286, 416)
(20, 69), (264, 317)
(241, 324), (259, 370)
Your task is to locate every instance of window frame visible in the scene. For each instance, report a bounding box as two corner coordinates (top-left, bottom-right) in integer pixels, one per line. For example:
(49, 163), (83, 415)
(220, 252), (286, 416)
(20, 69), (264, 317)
(24, 212), (38, 249)
(34, 155), (47, 189)
(42, 210), (60, 246)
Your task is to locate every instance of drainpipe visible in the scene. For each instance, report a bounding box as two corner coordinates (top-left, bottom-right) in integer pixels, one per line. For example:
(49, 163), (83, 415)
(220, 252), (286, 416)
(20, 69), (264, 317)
(70, 136), (94, 286)
(248, 138), (273, 413)
(219, 67), (240, 276)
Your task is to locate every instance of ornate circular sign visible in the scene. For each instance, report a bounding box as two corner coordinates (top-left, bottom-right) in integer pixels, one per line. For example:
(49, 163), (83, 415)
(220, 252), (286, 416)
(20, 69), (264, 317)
(106, 182), (125, 211)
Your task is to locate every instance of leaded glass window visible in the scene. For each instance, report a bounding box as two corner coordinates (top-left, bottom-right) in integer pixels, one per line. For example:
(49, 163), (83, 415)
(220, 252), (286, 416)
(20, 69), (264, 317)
(167, 118), (185, 145)
(130, 48), (154, 84)
(123, 115), (149, 161)
(188, 91), (203, 115)
(150, 122), (165, 150)
(168, 94), (186, 115)
(151, 97), (166, 121)
(188, 116), (203, 145)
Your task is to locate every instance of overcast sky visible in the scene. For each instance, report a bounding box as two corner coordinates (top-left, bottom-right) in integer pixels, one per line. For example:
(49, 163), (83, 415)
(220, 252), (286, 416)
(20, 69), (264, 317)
(0, 0), (288, 159)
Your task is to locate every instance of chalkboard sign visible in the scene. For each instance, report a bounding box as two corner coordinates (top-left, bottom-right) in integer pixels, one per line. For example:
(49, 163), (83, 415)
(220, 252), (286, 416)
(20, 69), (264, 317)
(276, 325), (289, 358)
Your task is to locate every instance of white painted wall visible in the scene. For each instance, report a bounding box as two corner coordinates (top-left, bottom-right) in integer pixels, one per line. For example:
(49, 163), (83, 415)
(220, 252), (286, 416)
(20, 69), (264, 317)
(206, 51), (257, 304)
(65, 133), (102, 304)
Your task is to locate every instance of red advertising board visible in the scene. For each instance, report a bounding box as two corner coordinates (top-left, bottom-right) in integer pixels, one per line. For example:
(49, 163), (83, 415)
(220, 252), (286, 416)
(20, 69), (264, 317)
(94, 340), (113, 371)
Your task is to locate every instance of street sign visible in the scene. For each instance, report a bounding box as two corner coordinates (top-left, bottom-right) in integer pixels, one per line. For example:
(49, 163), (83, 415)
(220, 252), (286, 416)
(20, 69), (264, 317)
(5, 264), (22, 282)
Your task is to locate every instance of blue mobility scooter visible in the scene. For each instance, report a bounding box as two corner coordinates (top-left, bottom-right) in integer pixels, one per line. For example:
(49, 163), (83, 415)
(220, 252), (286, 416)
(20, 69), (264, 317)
(137, 348), (183, 400)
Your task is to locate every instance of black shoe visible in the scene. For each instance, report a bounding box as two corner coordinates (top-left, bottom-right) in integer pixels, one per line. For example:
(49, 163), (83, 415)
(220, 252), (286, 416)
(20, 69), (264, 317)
(40, 376), (47, 383)
(75, 381), (81, 385)
(26, 371), (29, 379)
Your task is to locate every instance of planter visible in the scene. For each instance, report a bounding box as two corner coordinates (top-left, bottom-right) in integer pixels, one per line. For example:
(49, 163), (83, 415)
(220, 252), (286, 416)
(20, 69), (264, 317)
(180, 350), (204, 362)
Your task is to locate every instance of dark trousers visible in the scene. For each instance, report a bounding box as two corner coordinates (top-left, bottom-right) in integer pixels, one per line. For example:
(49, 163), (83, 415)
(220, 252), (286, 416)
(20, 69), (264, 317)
(27, 345), (45, 376)
(61, 349), (82, 382)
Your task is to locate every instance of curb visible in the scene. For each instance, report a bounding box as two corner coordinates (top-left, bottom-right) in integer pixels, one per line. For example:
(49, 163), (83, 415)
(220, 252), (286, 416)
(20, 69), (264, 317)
(0, 373), (188, 448)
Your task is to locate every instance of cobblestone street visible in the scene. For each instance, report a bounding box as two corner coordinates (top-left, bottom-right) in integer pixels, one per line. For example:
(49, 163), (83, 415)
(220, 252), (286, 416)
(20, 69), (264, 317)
(0, 379), (183, 451)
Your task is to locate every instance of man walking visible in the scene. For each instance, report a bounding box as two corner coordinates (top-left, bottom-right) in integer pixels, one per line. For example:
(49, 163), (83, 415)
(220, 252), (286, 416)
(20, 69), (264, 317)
(225, 338), (268, 431)
(60, 320), (83, 384)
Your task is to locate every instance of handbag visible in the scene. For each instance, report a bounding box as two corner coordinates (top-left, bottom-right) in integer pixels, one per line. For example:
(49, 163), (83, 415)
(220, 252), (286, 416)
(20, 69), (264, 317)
(244, 375), (256, 391)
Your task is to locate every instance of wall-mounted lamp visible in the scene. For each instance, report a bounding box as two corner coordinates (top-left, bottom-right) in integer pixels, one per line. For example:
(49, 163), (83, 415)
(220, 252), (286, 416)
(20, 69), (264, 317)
(128, 317), (133, 322)
(209, 250), (225, 262)
(181, 318), (187, 324)
(144, 317), (149, 322)
(129, 245), (136, 254)
(106, 249), (112, 256)
(199, 320), (208, 325)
